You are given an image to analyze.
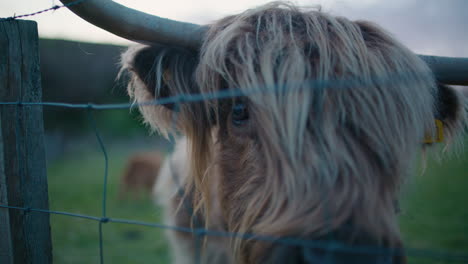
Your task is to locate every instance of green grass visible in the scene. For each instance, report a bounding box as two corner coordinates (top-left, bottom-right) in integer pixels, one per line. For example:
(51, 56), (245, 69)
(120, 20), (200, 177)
(47, 140), (468, 263)
(47, 148), (170, 264)
(400, 140), (468, 263)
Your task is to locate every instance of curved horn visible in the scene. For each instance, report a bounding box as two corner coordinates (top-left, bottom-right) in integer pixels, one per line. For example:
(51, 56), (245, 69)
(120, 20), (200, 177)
(59, 0), (206, 50)
(419, 55), (468, 86)
(60, 1), (468, 85)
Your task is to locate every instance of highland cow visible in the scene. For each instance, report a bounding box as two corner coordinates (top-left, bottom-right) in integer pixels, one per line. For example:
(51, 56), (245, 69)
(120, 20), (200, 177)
(118, 152), (164, 200)
(62, 1), (468, 263)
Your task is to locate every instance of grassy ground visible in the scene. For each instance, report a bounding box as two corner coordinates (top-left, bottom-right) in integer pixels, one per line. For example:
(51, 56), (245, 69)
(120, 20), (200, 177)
(400, 139), (468, 263)
(47, 139), (468, 263)
(47, 147), (170, 264)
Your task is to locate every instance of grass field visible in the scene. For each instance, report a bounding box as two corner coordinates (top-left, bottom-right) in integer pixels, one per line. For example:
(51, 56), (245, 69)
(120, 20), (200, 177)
(47, 138), (468, 263)
(400, 139), (468, 263)
(47, 146), (170, 264)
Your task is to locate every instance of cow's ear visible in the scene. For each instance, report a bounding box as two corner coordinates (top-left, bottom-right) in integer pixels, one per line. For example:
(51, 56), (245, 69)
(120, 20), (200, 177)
(123, 45), (199, 110)
(435, 84), (466, 141)
(122, 45), (211, 137)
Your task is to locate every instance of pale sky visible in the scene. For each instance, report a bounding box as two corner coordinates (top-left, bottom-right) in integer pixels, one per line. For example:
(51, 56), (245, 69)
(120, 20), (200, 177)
(1, 0), (467, 56)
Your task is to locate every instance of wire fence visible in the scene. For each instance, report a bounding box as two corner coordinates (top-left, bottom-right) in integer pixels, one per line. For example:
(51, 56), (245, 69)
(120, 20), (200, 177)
(1, 1), (468, 263)
(0, 0), (88, 22)
(1, 99), (468, 263)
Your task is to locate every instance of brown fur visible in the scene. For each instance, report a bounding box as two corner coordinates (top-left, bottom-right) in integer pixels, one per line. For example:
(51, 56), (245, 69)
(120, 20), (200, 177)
(121, 2), (467, 263)
(118, 152), (164, 200)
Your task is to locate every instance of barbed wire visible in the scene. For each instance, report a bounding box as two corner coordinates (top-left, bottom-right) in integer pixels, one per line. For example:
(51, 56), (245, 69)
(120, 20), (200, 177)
(0, 0), (89, 22)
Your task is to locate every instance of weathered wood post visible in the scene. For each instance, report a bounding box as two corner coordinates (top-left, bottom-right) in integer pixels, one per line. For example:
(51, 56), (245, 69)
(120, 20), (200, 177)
(0, 20), (53, 264)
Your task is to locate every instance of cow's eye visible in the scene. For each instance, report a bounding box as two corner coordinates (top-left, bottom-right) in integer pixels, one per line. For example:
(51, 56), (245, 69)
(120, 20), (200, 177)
(232, 102), (249, 126)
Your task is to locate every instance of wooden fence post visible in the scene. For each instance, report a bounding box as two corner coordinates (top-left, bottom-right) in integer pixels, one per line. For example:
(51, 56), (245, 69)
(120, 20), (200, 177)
(0, 20), (53, 264)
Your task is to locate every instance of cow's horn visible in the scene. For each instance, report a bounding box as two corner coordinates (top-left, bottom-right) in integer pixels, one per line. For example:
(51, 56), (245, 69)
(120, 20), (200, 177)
(59, 0), (206, 50)
(60, 1), (468, 85)
(419, 55), (468, 86)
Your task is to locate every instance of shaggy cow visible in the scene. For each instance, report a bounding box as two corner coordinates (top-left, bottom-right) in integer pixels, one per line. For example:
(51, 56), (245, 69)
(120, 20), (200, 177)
(118, 152), (164, 200)
(62, 1), (468, 263)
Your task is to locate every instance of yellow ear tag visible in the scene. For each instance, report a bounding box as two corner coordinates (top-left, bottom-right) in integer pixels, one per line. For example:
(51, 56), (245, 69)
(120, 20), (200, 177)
(423, 119), (444, 143)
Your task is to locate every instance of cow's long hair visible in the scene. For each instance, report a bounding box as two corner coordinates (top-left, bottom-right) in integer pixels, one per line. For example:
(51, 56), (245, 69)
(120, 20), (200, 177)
(121, 2), (465, 263)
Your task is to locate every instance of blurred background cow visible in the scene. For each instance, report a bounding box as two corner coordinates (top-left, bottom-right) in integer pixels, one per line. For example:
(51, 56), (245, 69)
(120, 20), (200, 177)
(118, 152), (164, 200)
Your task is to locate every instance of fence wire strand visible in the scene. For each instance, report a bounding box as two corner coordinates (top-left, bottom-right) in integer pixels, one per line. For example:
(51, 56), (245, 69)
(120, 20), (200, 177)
(0, 0), (89, 22)
(87, 108), (109, 264)
(1, 203), (468, 262)
(1, 2), (468, 264)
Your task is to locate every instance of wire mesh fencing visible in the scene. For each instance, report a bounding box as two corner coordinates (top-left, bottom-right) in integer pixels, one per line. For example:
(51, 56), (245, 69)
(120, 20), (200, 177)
(1, 1), (468, 264)
(1, 98), (468, 263)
